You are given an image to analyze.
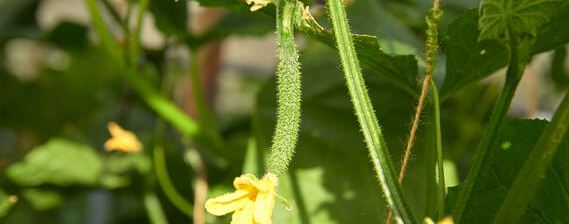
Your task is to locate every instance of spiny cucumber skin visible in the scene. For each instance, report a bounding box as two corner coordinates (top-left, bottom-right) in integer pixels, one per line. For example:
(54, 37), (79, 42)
(267, 0), (302, 176)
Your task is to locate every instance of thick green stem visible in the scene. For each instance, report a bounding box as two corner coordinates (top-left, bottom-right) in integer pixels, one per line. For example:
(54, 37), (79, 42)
(431, 80), (445, 219)
(493, 92), (569, 223)
(326, 0), (416, 223)
(451, 33), (524, 222)
(267, 0), (302, 175)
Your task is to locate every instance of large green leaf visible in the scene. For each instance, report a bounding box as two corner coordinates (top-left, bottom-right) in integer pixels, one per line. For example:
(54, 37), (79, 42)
(446, 119), (569, 224)
(441, 9), (509, 97)
(248, 41), (428, 223)
(441, 5), (569, 97)
(479, 0), (561, 41)
(7, 139), (103, 186)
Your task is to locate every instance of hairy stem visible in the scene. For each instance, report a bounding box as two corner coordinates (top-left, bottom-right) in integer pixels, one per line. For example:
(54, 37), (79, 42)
(451, 31), (524, 222)
(326, 0), (416, 222)
(388, 3), (442, 223)
(267, 0), (302, 175)
(493, 92), (569, 223)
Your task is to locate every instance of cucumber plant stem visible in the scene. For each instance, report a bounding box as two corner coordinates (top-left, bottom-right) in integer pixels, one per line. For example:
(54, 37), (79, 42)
(451, 31), (524, 222)
(326, 0), (416, 222)
(431, 79), (445, 219)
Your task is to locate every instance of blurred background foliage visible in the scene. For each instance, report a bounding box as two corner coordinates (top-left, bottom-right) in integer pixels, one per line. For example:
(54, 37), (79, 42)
(0, 0), (567, 223)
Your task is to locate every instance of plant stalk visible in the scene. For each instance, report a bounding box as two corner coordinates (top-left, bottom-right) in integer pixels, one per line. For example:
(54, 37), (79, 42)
(326, 0), (416, 222)
(431, 79), (445, 219)
(451, 31), (524, 222)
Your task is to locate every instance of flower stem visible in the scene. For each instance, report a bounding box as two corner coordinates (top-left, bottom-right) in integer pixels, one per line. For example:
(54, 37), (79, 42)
(493, 90), (569, 224)
(326, 0), (416, 222)
(451, 30), (524, 223)
(267, 0), (302, 175)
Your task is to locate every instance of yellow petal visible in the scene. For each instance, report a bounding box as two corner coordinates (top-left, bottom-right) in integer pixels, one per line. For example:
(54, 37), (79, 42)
(253, 191), (275, 224)
(205, 190), (251, 216)
(234, 174), (262, 191)
(104, 122), (142, 153)
(231, 201), (255, 224)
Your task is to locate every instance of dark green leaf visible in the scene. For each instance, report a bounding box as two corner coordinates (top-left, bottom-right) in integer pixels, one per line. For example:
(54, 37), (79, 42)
(297, 16), (419, 95)
(479, 0), (561, 41)
(149, 0), (188, 37)
(447, 119), (569, 224)
(44, 22), (88, 50)
(441, 9), (508, 97)
(7, 139), (103, 186)
(532, 3), (569, 54)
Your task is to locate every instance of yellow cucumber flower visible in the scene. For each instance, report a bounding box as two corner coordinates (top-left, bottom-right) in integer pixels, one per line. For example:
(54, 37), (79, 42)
(104, 122), (142, 153)
(206, 173), (278, 224)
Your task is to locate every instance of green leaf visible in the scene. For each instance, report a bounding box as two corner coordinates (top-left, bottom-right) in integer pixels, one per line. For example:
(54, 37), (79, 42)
(44, 22), (88, 50)
(252, 41), (427, 223)
(22, 189), (62, 210)
(446, 119), (569, 224)
(441, 9), (509, 97)
(479, 0), (561, 41)
(532, 3), (569, 53)
(296, 13), (419, 95)
(148, 0), (187, 37)
(7, 139), (103, 186)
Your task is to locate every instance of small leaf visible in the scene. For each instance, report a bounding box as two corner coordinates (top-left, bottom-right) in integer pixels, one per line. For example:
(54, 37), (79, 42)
(7, 139), (103, 186)
(479, 0), (561, 41)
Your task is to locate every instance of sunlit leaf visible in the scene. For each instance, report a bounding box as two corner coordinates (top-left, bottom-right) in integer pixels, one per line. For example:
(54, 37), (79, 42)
(479, 0), (561, 41)
(7, 139), (103, 186)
